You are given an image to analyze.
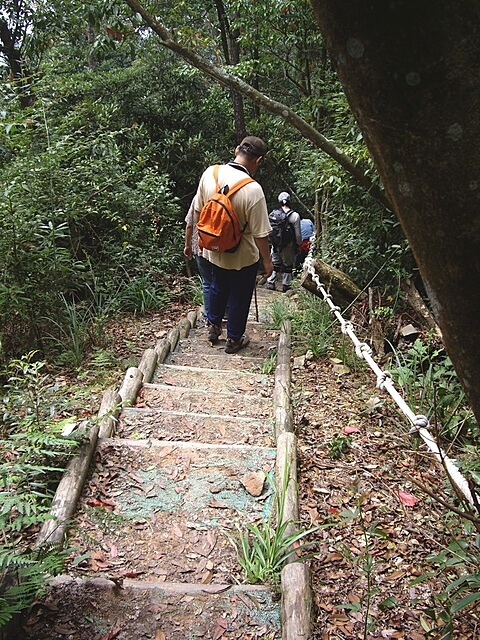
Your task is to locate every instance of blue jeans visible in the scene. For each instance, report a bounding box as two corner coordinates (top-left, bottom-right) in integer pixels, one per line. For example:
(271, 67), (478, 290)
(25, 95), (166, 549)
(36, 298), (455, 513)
(196, 254), (213, 319)
(208, 261), (259, 342)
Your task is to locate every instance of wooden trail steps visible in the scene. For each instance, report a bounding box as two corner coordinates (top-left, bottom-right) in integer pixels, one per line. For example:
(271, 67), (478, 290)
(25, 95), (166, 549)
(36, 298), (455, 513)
(27, 287), (312, 640)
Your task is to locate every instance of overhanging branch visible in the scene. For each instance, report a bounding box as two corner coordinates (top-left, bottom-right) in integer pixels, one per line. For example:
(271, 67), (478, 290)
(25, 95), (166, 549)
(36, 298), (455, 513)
(122, 0), (391, 209)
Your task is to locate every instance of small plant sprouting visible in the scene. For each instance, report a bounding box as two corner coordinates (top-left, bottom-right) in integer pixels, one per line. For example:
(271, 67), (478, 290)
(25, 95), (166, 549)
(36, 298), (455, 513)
(261, 350), (277, 374)
(328, 435), (352, 459)
(229, 463), (320, 585)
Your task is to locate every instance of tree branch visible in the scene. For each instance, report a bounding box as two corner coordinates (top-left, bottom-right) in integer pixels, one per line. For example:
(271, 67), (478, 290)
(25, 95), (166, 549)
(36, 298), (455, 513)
(122, 0), (391, 209)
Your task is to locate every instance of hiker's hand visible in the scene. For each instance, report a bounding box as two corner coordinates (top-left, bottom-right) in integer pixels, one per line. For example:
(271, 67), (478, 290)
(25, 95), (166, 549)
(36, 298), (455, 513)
(184, 245), (193, 259)
(263, 257), (274, 279)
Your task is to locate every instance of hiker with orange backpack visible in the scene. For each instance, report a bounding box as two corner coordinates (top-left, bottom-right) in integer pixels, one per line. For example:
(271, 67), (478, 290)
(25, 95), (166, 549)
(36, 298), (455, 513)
(193, 136), (273, 354)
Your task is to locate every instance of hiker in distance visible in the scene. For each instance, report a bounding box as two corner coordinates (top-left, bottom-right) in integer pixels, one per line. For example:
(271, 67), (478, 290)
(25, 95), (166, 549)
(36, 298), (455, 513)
(266, 192), (302, 292)
(294, 216), (315, 272)
(193, 136), (273, 354)
(183, 197), (213, 326)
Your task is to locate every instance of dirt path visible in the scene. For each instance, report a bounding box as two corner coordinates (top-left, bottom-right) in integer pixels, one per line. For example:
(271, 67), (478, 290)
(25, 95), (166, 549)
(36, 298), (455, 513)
(15, 284), (479, 639)
(20, 288), (302, 640)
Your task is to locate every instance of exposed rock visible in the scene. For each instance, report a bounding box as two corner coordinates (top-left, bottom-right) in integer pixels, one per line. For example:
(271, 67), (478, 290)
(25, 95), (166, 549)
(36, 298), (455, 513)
(240, 471), (265, 497)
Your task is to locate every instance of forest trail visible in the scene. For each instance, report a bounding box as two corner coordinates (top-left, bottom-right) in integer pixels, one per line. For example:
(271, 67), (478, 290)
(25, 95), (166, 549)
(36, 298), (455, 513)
(21, 287), (311, 640)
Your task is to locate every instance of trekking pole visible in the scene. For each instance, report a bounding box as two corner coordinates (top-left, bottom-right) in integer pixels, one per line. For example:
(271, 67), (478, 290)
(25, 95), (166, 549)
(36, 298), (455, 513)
(254, 283), (259, 322)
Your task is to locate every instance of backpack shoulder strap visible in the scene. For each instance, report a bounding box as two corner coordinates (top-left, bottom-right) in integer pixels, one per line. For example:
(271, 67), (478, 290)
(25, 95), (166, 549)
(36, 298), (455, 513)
(226, 176), (255, 197)
(213, 164), (221, 192)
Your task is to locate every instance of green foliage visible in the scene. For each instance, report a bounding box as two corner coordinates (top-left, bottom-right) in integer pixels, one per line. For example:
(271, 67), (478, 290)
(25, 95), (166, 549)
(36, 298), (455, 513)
(230, 467), (319, 585)
(266, 297), (293, 330)
(389, 339), (476, 446)
(337, 496), (390, 638)
(0, 545), (68, 628)
(327, 435), (351, 459)
(412, 532), (480, 639)
(260, 351), (277, 375)
(0, 352), (79, 626)
(290, 292), (336, 357)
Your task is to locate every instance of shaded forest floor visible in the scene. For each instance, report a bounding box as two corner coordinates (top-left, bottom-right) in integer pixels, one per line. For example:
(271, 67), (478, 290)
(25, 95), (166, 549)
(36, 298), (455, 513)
(21, 290), (479, 639)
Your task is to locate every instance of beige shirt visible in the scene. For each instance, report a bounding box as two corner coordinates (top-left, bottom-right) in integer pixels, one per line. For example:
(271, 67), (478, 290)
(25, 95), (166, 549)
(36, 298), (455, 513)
(194, 164), (271, 270)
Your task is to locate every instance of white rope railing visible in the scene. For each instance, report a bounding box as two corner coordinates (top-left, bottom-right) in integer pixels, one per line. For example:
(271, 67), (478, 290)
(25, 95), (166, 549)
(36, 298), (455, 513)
(303, 235), (476, 507)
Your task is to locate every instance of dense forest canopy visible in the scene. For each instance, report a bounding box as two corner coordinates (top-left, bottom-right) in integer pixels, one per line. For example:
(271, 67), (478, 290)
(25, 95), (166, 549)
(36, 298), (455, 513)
(1, 0), (479, 430)
(0, 0), (407, 369)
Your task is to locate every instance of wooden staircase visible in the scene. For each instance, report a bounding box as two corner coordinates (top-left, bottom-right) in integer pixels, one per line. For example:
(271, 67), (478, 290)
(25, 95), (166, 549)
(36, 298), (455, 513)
(23, 288), (312, 640)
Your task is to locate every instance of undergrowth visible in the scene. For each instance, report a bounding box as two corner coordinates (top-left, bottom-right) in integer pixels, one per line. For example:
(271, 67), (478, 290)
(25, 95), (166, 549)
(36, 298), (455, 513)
(0, 352), (80, 628)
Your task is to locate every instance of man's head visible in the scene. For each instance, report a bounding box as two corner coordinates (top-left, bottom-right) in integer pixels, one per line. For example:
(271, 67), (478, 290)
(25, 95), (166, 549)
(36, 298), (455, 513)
(235, 136), (268, 173)
(278, 192), (290, 206)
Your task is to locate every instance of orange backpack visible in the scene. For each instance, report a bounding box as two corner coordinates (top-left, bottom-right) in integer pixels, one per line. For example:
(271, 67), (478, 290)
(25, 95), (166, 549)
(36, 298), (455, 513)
(197, 165), (254, 253)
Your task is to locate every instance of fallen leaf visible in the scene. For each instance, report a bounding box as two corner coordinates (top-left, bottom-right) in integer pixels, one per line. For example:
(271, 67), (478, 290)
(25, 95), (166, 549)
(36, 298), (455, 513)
(86, 498), (116, 510)
(212, 618), (228, 640)
(158, 446), (175, 458)
(155, 630), (166, 640)
(119, 570), (144, 578)
(201, 585), (231, 594)
(200, 569), (213, 584)
(343, 426), (360, 434)
(398, 490), (417, 506)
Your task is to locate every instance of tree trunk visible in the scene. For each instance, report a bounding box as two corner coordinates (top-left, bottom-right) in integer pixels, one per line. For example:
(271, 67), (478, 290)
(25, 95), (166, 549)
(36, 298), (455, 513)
(300, 258), (365, 309)
(311, 0), (480, 424)
(214, 0), (246, 141)
(0, 19), (34, 108)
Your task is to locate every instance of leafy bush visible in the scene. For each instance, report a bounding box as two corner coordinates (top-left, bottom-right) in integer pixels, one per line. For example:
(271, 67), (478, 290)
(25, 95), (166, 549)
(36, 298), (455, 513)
(389, 338), (477, 446)
(0, 352), (80, 626)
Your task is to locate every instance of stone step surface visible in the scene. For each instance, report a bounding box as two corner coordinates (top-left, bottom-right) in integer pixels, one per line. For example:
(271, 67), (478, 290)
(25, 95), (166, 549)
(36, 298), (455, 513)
(23, 288), (287, 640)
(23, 576), (280, 639)
(118, 407), (274, 446)
(65, 439), (276, 585)
(139, 383), (272, 420)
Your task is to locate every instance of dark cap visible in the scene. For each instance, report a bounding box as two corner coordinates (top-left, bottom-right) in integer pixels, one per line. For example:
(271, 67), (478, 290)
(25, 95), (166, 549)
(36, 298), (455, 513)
(238, 136), (268, 158)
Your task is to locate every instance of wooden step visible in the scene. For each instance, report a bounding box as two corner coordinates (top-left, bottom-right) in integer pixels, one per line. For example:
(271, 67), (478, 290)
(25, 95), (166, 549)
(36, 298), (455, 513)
(119, 407), (274, 446)
(22, 576), (281, 639)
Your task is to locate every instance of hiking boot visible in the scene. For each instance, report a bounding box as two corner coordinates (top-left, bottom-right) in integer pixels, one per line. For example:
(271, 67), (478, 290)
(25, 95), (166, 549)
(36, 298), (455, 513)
(266, 282), (276, 291)
(225, 334), (250, 354)
(207, 322), (222, 344)
(282, 285), (291, 293)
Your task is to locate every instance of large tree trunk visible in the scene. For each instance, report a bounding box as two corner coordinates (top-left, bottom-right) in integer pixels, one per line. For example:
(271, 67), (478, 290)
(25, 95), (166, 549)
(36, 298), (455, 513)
(311, 1), (480, 424)
(0, 19), (34, 108)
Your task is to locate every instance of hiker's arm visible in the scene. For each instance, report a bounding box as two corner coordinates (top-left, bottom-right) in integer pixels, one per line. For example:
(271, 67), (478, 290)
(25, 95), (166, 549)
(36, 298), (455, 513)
(184, 198), (196, 259)
(184, 225), (193, 259)
(254, 236), (274, 278)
